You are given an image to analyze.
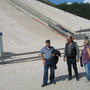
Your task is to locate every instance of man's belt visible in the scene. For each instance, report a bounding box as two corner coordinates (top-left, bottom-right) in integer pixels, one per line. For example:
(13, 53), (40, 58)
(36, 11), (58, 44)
(44, 59), (52, 61)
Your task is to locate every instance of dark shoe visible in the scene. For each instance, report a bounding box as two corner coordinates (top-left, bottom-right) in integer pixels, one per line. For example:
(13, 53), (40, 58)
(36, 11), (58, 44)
(41, 83), (47, 87)
(52, 81), (56, 84)
(76, 78), (79, 81)
(68, 77), (72, 81)
(50, 81), (56, 84)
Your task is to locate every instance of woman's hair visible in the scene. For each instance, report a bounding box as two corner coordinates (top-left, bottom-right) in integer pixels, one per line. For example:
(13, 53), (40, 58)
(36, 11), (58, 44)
(84, 40), (90, 46)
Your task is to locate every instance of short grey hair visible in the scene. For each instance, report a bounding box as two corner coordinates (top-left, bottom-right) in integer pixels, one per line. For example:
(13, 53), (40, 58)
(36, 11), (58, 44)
(84, 40), (90, 46)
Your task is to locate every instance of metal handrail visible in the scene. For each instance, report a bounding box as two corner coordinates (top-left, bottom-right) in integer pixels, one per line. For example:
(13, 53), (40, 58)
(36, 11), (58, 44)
(3, 46), (83, 57)
(0, 45), (83, 64)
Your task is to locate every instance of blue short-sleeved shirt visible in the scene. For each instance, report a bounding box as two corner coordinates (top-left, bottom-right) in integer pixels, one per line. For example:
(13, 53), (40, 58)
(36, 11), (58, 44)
(40, 46), (54, 60)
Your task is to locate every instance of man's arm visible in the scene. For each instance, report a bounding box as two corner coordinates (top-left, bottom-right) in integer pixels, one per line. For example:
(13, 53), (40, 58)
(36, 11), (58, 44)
(75, 42), (80, 62)
(40, 48), (45, 64)
(40, 54), (45, 65)
(64, 44), (67, 61)
(87, 48), (90, 60)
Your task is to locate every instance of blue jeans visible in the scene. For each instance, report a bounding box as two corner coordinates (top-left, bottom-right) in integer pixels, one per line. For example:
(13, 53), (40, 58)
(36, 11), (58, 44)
(43, 61), (55, 84)
(85, 63), (90, 80)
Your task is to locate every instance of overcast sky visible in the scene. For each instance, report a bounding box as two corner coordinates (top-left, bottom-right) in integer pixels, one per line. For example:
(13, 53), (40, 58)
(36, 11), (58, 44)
(48, 0), (90, 4)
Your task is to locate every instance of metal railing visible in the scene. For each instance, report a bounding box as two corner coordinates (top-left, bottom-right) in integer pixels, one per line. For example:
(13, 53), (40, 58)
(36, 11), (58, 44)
(0, 46), (83, 64)
(75, 29), (90, 39)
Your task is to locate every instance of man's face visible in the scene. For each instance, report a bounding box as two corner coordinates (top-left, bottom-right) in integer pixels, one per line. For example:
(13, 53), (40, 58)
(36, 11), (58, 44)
(67, 37), (71, 43)
(46, 42), (50, 47)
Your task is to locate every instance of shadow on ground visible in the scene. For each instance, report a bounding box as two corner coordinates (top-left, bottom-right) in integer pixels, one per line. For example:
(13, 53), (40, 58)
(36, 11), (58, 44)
(55, 72), (86, 82)
(0, 52), (41, 64)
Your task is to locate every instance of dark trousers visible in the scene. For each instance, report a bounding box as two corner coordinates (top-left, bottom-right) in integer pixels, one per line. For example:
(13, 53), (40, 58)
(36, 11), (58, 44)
(67, 57), (78, 78)
(43, 61), (55, 84)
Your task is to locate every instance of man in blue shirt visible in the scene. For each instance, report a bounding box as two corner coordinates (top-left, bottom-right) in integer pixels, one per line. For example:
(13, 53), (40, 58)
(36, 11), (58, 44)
(40, 40), (55, 87)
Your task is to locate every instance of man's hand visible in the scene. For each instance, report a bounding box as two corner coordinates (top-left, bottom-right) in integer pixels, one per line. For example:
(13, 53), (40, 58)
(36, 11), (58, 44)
(43, 60), (45, 65)
(64, 58), (66, 62)
(40, 54), (45, 65)
(76, 58), (79, 62)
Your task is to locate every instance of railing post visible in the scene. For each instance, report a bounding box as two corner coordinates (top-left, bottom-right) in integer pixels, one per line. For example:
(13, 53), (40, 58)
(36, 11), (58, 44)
(0, 32), (3, 64)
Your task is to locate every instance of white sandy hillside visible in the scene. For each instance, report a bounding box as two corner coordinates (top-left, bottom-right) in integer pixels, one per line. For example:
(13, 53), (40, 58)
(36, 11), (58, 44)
(0, 0), (66, 53)
(17, 0), (90, 32)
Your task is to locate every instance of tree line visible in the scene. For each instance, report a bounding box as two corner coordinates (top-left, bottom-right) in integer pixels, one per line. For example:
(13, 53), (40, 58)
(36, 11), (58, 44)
(37, 0), (90, 20)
